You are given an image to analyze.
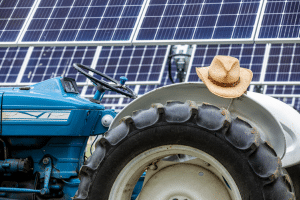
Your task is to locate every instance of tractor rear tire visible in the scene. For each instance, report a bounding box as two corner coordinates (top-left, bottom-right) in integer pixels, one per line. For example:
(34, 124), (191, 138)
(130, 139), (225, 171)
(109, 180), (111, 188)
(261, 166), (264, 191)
(74, 101), (295, 200)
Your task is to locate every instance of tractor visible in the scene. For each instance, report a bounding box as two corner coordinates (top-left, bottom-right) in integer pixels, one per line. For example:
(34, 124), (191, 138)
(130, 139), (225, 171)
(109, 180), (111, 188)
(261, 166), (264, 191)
(0, 63), (298, 200)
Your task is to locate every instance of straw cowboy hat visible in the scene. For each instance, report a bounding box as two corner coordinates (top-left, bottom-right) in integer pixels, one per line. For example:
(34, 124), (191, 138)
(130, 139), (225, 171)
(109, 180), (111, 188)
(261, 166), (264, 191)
(196, 55), (253, 98)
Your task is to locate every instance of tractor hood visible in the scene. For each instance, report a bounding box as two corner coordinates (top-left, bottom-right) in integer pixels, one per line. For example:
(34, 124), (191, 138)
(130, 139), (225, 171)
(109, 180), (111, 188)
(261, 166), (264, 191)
(1, 77), (104, 110)
(0, 77), (106, 137)
(110, 82), (300, 167)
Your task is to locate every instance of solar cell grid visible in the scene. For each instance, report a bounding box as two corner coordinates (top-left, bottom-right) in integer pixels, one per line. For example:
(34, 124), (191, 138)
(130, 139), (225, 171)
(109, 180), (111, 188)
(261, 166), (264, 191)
(21, 0), (145, 43)
(94, 45), (168, 84)
(187, 44), (266, 83)
(0, 47), (28, 82)
(134, 0), (261, 43)
(0, 0), (35, 42)
(257, 0), (300, 40)
(294, 98), (300, 112)
(21, 46), (96, 83)
(266, 85), (300, 95)
(265, 43), (300, 82)
(138, 59), (179, 95)
(85, 85), (136, 96)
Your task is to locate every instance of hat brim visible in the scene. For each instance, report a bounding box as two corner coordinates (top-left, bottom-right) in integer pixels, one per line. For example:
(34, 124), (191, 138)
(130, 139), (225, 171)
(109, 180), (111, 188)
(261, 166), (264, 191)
(196, 67), (253, 98)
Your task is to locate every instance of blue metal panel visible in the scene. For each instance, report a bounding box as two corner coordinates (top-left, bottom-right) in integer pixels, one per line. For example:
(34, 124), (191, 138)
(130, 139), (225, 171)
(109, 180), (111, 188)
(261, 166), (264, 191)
(1, 78), (105, 136)
(0, 91), (2, 134)
(11, 136), (88, 179)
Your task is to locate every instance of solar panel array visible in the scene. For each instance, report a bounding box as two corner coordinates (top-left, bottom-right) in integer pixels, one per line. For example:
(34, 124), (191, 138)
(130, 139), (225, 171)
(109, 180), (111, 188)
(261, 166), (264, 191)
(256, 0), (300, 42)
(94, 45), (168, 83)
(1, 0), (299, 45)
(20, 46), (96, 83)
(0, 47), (28, 82)
(266, 85), (300, 96)
(0, 0), (299, 112)
(187, 43), (266, 82)
(264, 43), (300, 82)
(0, 0), (35, 42)
(134, 0), (262, 44)
(20, 0), (146, 45)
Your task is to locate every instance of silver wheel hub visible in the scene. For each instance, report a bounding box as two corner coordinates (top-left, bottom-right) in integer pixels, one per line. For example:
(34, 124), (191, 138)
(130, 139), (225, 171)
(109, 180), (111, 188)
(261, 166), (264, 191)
(109, 145), (242, 200)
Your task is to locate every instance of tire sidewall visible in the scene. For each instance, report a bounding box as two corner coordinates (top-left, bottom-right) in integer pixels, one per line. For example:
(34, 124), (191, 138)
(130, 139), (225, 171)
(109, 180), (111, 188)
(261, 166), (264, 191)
(88, 123), (264, 200)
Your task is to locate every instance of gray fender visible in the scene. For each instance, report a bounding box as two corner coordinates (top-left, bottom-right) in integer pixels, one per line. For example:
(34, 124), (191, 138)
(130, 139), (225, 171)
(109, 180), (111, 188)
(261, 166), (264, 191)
(110, 83), (300, 167)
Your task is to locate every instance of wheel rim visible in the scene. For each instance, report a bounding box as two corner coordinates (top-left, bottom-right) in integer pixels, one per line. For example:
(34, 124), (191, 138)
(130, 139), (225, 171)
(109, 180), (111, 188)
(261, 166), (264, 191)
(109, 145), (242, 200)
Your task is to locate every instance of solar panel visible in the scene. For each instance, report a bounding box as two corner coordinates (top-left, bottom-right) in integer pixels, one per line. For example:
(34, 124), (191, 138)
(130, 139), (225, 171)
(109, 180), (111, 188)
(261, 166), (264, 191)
(294, 98), (300, 112)
(85, 85), (137, 97)
(20, 46), (97, 83)
(256, 0), (300, 42)
(187, 43), (266, 83)
(0, 0), (35, 43)
(266, 85), (300, 95)
(264, 43), (300, 82)
(0, 47), (29, 82)
(18, 0), (147, 46)
(133, 0), (263, 45)
(100, 97), (122, 111)
(94, 45), (169, 84)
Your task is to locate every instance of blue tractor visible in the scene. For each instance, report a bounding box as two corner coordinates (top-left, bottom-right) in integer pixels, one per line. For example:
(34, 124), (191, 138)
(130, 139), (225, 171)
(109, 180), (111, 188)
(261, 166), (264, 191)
(0, 63), (297, 200)
(0, 64), (138, 199)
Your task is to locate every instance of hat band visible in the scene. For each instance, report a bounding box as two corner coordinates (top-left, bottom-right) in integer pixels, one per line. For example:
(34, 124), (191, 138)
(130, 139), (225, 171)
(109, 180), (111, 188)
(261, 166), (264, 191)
(208, 74), (240, 88)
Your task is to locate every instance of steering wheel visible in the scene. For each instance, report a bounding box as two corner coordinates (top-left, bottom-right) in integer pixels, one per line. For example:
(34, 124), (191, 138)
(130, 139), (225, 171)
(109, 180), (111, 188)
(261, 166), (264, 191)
(73, 63), (136, 99)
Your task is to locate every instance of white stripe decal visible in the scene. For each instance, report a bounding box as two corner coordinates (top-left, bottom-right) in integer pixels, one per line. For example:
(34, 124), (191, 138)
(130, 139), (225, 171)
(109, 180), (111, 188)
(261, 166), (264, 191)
(2, 110), (71, 121)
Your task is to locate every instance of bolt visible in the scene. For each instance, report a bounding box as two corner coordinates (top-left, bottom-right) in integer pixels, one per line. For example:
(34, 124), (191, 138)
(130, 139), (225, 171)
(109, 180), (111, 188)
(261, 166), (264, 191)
(40, 188), (49, 195)
(149, 163), (158, 170)
(43, 157), (50, 165)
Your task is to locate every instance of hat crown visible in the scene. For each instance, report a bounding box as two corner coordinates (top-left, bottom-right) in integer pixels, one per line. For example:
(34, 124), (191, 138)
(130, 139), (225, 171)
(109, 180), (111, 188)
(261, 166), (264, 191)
(208, 56), (240, 84)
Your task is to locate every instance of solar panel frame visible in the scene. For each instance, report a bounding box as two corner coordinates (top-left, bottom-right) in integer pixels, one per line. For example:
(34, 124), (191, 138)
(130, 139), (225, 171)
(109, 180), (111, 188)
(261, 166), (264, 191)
(17, 0), (148, 47)
(0, 0), (40, 46)
(132, 0), (265, 46)
(255, 0), (300, 43)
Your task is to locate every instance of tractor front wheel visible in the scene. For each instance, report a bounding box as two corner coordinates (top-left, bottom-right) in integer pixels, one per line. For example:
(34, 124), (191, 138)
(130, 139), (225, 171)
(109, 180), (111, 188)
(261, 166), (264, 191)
(75, 101), (295, 200)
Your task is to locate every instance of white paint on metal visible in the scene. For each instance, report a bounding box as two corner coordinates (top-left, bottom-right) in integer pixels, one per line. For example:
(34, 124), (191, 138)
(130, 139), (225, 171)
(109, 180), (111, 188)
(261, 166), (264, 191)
(2, 110), (71, 121)
(247, 92), (300, 167)
(101, 114), (114, 127)
(110, 83), (286, 160)
(109, 145), (241, 200)
(139, 164), (230, 200)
